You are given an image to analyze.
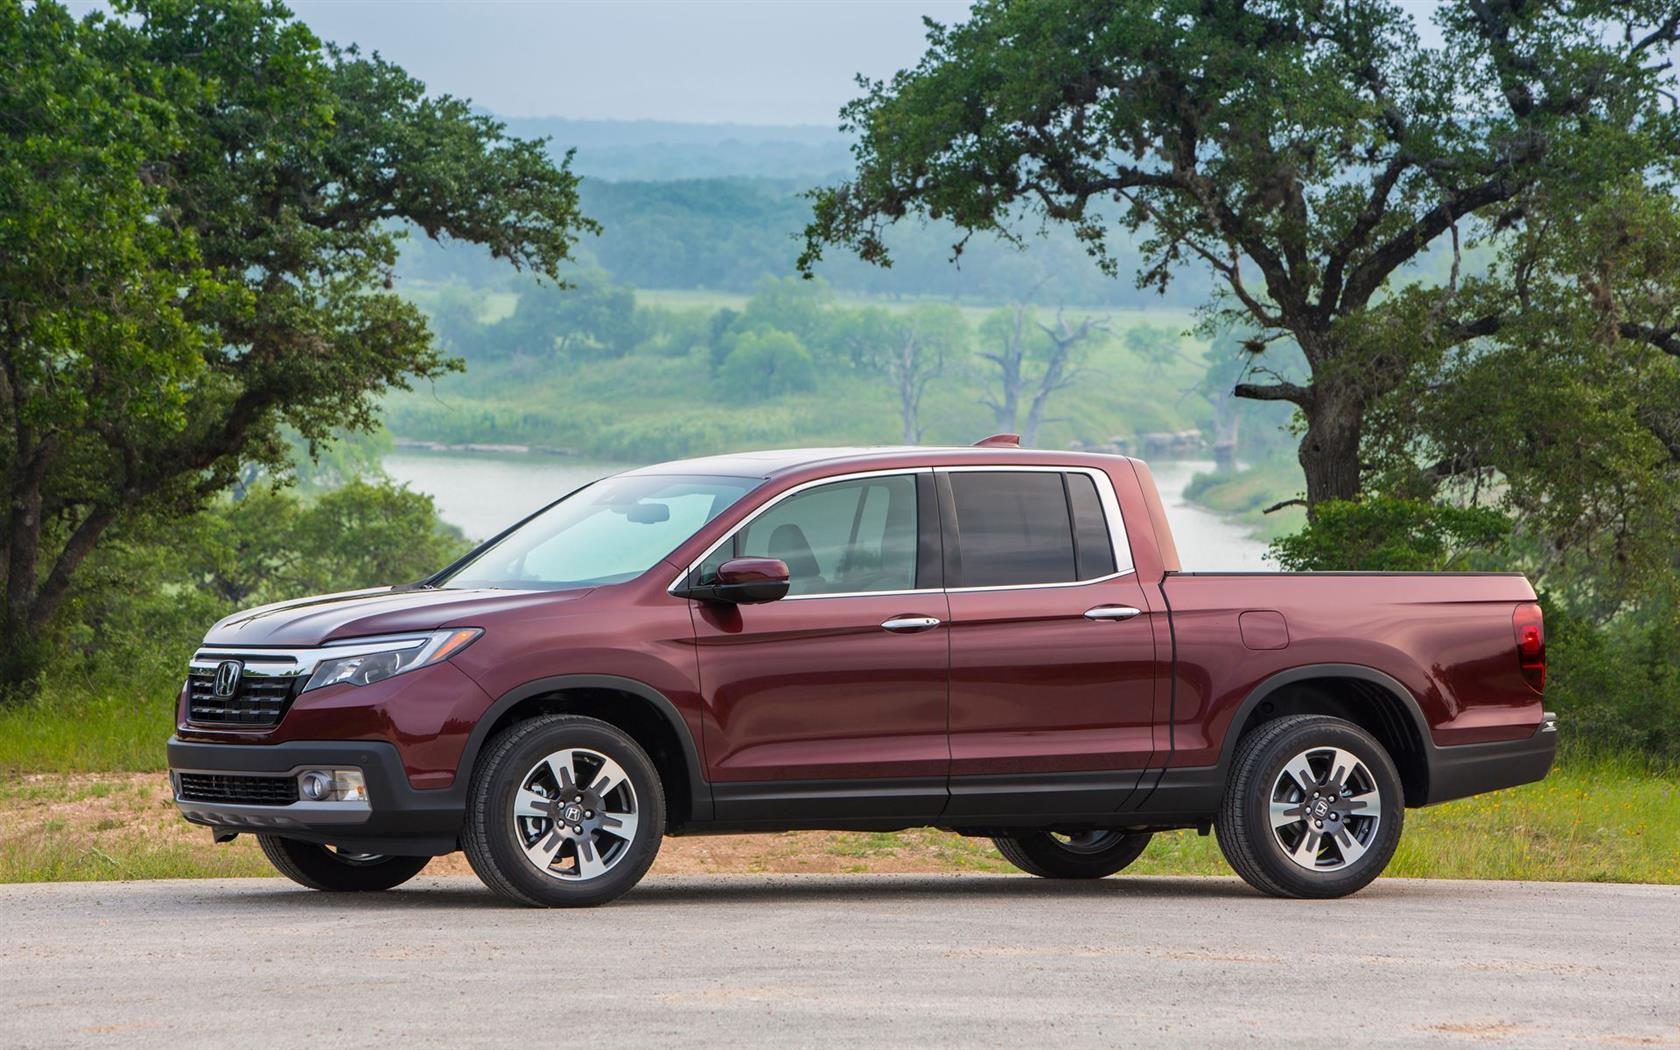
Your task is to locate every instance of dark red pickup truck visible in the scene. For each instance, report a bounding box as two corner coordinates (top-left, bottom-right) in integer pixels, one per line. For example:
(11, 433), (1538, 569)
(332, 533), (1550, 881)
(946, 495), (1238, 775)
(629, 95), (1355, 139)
(168, 441), (1556, 905)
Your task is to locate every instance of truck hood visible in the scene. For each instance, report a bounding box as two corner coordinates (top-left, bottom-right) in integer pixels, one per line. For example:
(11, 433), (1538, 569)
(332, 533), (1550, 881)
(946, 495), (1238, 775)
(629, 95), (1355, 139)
(201, 586), (592, 648)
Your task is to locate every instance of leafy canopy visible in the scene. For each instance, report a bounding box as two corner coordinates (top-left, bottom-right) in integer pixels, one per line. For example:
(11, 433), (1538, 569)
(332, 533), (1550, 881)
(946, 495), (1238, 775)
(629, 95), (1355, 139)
(0, 0), (593, 690)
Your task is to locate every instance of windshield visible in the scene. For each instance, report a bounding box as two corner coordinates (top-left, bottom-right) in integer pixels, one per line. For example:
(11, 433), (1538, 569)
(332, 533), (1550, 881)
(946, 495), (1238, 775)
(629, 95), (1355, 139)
(436, 474), (760, 590)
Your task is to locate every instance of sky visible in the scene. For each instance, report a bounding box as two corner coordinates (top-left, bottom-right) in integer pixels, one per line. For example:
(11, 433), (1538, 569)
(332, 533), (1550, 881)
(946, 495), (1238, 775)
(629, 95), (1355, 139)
(275, 1), (972, 126)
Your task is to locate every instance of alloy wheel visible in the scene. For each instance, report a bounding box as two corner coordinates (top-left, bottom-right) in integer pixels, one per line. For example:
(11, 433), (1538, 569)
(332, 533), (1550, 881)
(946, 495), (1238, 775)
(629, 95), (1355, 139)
(512, 748), (640, 882)
(1269, 746), (1382, 871)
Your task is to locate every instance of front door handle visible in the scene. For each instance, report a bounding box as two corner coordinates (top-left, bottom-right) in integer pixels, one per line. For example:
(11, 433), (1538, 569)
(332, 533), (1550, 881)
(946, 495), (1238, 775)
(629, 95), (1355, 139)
(881, 615), (942, 633)
(1084, 605), (1142, 622)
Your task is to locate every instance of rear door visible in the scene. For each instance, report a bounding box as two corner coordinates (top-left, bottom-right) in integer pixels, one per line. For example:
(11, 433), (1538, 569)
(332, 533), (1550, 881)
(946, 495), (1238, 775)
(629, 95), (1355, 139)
(683, 470), (951, 822)
(939, 467), (1164, 818)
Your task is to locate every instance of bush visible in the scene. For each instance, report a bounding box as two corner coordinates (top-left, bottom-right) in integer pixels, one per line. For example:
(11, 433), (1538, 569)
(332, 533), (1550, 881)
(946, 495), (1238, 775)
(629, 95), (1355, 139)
(717, 330), (817, 400)
(1267, 496), (1511, 571)
(1545, 599), (1680, 765)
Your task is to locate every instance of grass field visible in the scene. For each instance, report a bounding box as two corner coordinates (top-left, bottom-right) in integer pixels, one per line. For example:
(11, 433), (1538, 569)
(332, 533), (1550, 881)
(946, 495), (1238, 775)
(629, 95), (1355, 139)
(3, 691), (1674, 885)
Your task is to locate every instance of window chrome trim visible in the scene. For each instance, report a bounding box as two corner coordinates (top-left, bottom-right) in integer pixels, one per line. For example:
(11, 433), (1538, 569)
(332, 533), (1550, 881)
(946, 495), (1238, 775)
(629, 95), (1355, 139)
(666, 462), (1135, 600)
(666, 467), (934, 597)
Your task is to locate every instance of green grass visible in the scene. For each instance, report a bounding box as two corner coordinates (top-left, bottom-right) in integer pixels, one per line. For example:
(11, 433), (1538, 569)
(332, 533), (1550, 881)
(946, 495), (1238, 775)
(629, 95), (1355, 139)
(820, 758), (1680, 884)
(7, 683), (1675, 885)
(0, 677), (178, 776)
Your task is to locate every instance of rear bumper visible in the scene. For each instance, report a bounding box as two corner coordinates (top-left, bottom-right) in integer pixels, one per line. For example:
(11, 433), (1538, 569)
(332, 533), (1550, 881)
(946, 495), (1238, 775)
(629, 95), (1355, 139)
(166, 737), (464, 856)
(1423, 713), (1558, 806)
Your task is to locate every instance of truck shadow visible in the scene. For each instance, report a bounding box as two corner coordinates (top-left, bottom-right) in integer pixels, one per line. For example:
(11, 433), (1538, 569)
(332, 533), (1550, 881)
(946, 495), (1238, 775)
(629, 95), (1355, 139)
(221, 873), (1282, 912)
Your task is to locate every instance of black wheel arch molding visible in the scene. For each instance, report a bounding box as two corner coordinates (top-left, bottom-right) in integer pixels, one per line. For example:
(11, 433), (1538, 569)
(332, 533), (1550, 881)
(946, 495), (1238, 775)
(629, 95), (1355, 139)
(452, 673), (714, 825)
(1210, 662), (1555, 808)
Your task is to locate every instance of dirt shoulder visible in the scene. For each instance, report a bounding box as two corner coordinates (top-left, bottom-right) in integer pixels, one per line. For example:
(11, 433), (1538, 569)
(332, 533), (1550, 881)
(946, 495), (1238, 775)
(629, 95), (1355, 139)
(0, 772), (1019, 882)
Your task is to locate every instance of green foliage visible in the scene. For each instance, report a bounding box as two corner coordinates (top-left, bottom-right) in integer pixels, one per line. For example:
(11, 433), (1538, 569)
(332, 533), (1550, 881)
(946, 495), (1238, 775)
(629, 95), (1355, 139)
(1543, 600), (1680, 765)
(58, 477), (467, 692)
(0, 0), (593, 694)
(802, 0), (1680, 514)
(718, 330), (818, 400)
(480, 270), (645, 361)
(1266, 497), (1511, 572)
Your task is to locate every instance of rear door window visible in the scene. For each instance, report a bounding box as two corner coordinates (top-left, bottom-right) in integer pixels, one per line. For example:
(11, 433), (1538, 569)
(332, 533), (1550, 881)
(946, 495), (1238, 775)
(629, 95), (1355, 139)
(947, 471), (1078, 587)
(947, 470), (1123, 587)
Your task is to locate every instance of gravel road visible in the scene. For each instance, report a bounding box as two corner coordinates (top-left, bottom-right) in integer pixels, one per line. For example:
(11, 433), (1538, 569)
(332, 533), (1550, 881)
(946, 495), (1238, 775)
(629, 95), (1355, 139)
(2, 875), (1677, 1048)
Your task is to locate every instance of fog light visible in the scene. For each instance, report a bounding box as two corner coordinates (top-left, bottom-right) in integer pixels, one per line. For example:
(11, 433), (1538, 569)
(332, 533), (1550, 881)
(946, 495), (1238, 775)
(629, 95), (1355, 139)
(300, 770), (333, 800)
(297, 768), (367, 803)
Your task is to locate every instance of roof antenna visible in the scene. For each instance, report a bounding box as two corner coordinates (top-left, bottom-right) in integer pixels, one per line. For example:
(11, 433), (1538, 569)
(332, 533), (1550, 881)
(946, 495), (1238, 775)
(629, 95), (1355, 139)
(973, 433), (1021, 448)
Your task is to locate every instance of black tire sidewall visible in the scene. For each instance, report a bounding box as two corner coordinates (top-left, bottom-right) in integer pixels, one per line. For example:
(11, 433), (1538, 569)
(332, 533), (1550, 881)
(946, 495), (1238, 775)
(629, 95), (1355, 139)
(1226, 717), (1404, 898)
(256, 835), (430, 892)
(466, 716), (665, 907)
(994, 830), (1153, 878)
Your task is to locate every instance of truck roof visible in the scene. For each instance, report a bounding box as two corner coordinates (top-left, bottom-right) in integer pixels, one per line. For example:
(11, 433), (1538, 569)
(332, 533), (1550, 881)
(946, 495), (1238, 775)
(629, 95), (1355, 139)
(622, 445), (1142, 479)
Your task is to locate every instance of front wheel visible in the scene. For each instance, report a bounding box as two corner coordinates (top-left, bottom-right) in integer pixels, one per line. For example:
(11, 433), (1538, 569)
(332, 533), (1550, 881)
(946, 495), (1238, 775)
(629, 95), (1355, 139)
(1214, 714), (1404, 899)
(462, 714), (665, 907)
(992, 830), (1153, 878)
(256, 835), (430, 892)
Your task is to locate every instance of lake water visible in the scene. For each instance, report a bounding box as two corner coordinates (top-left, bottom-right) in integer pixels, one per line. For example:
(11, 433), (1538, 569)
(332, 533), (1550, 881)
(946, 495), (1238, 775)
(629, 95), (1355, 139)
(382, 450), (1272, 570)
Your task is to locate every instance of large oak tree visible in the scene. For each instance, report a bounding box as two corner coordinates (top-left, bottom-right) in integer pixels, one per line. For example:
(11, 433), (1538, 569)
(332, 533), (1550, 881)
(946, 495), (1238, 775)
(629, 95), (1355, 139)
(801, 0), (1680, 508)
(0, 0), (594, 692)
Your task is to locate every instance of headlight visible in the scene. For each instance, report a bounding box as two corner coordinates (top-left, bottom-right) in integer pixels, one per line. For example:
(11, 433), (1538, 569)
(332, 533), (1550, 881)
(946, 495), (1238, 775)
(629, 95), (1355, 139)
(301, 628), (482, 693)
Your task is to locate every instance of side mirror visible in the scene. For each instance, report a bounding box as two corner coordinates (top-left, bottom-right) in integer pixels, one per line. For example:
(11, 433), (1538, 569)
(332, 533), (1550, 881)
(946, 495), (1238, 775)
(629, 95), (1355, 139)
(715, 557), (790, 603)
(694, 557), (790, 604)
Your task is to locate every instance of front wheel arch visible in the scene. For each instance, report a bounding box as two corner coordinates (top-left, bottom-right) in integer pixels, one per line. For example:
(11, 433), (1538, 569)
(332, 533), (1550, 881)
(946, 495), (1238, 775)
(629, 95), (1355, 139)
(456, 675), (710, 827)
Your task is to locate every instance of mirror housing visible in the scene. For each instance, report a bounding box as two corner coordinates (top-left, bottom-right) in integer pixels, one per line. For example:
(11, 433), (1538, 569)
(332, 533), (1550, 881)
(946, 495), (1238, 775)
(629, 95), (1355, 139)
(676, 557), (790, 604)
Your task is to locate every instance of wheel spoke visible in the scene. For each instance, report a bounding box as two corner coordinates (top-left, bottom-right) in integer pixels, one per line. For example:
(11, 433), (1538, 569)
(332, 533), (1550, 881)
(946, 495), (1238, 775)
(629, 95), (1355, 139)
(523, 826), (567, 871)
(1281, 753), (1319, 793)
(587, 755), (630, 801)
(1269, 800), (1302, 829)
(1291, 827), (1322, 866)
(514, 787), (554, 819)
(1327, 748), (1361, 791)
(575, 835), (608, 880)
(544, 751), (579, 795)
(1335, 825), (1369, 866)
(600, 809), (639, 842)
(1345, 790), (1381, 817)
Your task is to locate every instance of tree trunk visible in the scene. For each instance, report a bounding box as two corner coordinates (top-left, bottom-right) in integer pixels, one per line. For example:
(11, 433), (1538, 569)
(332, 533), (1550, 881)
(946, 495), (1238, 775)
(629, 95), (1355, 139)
(1296, 380), (1364, 506)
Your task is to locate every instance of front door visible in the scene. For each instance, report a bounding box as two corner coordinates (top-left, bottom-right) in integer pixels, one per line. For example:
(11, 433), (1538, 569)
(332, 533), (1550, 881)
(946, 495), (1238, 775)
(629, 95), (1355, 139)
(938, 467), (1165, 819)
(685, 471), (950, 823)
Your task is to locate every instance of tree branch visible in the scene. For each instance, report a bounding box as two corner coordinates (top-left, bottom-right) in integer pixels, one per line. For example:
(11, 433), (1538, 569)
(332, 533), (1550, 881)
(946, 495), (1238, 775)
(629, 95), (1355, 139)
(1234, 381), (1314, 408)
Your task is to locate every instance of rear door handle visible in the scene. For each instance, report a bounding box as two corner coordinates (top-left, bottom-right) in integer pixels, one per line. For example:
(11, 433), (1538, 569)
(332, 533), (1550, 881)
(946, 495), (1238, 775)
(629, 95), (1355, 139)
(881, 615), (942, 633)
(1084, 605), (1142, 621)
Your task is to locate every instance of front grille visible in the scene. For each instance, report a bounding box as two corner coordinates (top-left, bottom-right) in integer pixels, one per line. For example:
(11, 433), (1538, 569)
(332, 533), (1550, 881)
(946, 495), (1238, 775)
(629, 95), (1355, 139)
(176, 772), (299, 806)
(187, 669), (298, 726)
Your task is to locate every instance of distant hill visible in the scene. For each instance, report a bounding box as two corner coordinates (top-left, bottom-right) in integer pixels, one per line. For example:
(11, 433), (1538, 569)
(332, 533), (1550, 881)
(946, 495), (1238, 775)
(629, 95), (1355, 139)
(498, 117), (853, 181)
(399, 174), (1212, 309)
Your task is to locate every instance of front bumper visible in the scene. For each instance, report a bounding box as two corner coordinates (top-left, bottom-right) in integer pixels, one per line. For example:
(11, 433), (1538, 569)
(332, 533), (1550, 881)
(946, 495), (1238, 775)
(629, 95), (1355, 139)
(167, 737), (465, 856)
(1423, 713), (1559, 806)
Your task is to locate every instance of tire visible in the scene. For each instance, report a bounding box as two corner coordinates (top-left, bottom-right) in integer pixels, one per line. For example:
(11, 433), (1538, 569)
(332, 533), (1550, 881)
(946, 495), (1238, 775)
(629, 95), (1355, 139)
(462, 714), (665, 907)
(256, 835), (430, 892)
(992, 830), (1153, 879)
(1215, 714), (1404, 899)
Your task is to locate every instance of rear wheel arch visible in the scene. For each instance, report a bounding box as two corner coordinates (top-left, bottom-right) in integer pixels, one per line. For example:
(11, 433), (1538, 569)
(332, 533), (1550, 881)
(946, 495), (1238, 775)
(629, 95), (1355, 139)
(1222, 664), (1432, 807)
(458, 675), (709, 828)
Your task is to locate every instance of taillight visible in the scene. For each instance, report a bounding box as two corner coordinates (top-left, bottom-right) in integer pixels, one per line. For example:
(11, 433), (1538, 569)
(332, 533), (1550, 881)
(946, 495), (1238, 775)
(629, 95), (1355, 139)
(1512, 602), (1545, 692)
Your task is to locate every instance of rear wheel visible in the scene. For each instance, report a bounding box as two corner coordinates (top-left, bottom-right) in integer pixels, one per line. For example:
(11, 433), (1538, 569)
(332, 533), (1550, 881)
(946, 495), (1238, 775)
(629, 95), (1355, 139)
(256, 835), (430, 892)
(992, 829), (1153, 878)
(462, 714), (665, 907)
(1215, 714), (1404, 898)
